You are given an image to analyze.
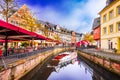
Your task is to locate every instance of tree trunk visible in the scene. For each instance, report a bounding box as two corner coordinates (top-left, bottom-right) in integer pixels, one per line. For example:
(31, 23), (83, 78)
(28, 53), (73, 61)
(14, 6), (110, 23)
(6, 1), (9, 22)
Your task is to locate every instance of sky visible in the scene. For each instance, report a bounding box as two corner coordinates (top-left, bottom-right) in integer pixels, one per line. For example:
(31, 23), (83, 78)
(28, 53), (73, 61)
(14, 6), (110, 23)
(21, 0), (106, 33)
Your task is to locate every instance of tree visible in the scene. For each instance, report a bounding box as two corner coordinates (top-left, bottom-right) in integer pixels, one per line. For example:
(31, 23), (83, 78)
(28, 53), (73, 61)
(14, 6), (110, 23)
(21, 42), (29, 47)
(36, 22), (43, 30)
(36, 21), (44, 35)
(26, 16), (36, 32)
(53, 34), (61, 41)
(83, 33), (94, 43)
(0, 0), (18, 22)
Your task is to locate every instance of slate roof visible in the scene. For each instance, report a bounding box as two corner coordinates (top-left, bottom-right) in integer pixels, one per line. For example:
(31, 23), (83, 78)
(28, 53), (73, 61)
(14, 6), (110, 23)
(92, 17), (100, 30)
(36, 20), (46, 25)
(46, 22), (56, 28)
(106, 0), (114, 6)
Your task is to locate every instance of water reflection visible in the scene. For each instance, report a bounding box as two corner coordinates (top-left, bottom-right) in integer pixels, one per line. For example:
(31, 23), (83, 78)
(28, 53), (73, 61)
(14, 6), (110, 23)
(48, 60), (93, 80)
(47, 51), (93, 80)
(31, 51), (120, 80)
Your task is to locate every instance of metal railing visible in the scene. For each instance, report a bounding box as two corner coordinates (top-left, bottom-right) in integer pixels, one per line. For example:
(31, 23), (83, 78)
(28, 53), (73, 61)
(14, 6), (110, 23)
(0, 46), (71, 69)
(77, 48), (120, 75)
(0, 47), (55, 69)
(77, 48), (120, 62)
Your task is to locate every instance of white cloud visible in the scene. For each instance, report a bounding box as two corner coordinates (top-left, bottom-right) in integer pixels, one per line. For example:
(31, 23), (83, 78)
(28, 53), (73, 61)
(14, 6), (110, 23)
(28, 0), (106, 33)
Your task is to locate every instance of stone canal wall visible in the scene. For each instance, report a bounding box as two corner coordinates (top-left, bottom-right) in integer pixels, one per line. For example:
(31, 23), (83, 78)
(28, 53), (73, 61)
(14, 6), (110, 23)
(0, 47), (75, 80)
(78, 50), (120, 76)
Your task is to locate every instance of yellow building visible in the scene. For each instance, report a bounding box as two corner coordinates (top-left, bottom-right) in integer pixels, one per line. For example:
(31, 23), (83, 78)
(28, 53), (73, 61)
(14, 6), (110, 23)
(99, 0), (120, 53)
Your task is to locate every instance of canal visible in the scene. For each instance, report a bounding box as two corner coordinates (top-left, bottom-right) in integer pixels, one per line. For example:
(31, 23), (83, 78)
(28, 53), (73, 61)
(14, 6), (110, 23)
(26, 51), (120, 80)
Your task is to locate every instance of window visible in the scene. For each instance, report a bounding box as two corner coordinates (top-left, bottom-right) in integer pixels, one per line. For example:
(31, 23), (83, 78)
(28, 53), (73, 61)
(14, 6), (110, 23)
(16, 14), (19, 17)
(109, 10), (113, 19)
(13, 21), (15, 24)
(103, 14), (107, 22)
(94, 30), (97, 34)
(21, 16), (24, 19)
(109, 25), (113, 33)
(16, 21), (18, 25)
(117, 6), (120, 15)
(118, 23), (120, 31)
(103, 27), (107, 34)
(11, 20), (13, 23)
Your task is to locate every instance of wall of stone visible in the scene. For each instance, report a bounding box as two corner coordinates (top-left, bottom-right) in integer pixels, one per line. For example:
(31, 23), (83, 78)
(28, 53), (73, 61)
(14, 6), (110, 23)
(0, 47), (73, 80)
(78, 51), (120, 76)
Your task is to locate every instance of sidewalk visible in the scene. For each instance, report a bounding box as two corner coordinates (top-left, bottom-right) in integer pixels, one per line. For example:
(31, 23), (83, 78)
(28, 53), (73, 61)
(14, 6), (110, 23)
(79, 48), (120, 62)
(0, 47), (54, 68)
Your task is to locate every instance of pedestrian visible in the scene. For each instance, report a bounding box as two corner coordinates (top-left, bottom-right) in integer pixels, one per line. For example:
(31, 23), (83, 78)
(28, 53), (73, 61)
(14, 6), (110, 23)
(37, 45), (40, 50)
(113, 48), (117, 53)
(0, 46), (2, 58)
(1, 46), (5, 56)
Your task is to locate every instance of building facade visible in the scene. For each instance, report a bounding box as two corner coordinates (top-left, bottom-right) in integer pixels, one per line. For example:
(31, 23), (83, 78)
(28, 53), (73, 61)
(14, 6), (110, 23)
(76, 33), (83, 42)
(92, 17), (101, 49)
(8, 4), (80, 47)
(9, 4), (36, 32)
(71, 31), (76, 45)
(99, 0), (120, 53)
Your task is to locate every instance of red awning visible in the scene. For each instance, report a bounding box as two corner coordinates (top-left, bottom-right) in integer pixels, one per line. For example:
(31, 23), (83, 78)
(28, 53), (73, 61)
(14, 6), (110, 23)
(76, 40), (89, 47)
(0, 20), (46, 40)
(45, 38), (61, 43)
(0, 40), (12, 43)
(0, 20), (63, 42)
(46, 38), (55, 42)
(54, 40), (61, 43)
(0, 20), (18, 31)
(32, 32), (47, 40)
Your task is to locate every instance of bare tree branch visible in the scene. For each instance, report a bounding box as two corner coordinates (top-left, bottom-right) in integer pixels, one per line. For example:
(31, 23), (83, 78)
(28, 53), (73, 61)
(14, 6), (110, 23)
(0, 1), (5, 10)
(0, 0), (18, 22)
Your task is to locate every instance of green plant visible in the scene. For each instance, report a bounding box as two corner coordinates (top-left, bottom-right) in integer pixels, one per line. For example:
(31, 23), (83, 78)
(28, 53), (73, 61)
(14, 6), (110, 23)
(21, 42), (29, 47)
(0, 66), (4, 71)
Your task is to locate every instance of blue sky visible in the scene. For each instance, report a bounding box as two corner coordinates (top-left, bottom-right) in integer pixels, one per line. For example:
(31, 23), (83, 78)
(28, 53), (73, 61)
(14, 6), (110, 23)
(21, 0), (106, 33)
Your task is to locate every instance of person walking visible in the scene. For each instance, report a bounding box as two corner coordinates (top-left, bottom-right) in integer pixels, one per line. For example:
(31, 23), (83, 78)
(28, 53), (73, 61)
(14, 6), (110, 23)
(0, 46), (2, 57)
(1, 46), (5, 56)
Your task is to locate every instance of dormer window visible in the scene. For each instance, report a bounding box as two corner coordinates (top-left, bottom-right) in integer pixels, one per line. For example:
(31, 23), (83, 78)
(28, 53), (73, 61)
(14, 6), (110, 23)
(106, 0), (114, 6)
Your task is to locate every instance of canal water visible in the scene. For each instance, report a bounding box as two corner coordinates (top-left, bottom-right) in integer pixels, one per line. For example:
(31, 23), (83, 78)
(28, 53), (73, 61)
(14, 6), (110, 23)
(31, 51), (120, 80)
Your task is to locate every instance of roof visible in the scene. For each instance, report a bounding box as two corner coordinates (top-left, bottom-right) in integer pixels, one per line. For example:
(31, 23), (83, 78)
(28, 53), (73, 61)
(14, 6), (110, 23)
(106, 0), (114, 6)
(36, 20), (46, 25)
(99, 0), (117, 14)
(76, 33), (83, 36)
(92, 17), (100, 30)
(9, 4), (30, 20)
(36, 20), (57, 29)
(45, 22), (56, 28)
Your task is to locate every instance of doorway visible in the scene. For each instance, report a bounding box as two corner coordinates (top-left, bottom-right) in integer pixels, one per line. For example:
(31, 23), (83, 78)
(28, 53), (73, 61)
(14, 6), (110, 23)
(108, 40), (113, 50)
